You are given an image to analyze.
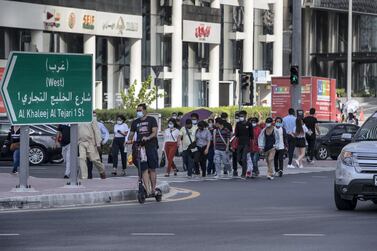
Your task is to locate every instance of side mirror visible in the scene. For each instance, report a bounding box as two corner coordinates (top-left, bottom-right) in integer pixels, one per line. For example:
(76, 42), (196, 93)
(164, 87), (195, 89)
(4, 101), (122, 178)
(341, 133), (352, 140)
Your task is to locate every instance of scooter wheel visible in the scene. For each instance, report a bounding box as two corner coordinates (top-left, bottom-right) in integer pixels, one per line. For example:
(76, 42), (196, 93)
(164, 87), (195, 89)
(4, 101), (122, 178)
(137, 192), (146, 204)
(155, 189), (162, 202)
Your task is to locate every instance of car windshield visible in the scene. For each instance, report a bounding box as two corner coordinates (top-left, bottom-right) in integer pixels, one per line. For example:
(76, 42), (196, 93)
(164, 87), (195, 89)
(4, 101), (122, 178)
(318, 124), (333, 136)
(354, 115), (377, 141)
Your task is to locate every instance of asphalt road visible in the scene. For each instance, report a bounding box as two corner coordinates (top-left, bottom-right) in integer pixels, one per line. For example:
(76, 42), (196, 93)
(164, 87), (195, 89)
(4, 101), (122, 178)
(0, 170), (376, 251)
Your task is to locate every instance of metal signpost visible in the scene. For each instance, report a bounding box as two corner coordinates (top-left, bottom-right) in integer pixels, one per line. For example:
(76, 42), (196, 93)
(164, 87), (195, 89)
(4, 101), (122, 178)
(0, 52), (93, 189)
(291, 0), (302, 111)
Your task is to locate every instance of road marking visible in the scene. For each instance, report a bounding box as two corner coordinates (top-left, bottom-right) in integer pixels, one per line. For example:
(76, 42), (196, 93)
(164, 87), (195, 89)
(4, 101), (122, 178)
(162, 187), (200, 202)
(283, 234), (325, 237)
(131, 233), (175, 236)
(311, 176), (329, 179)
(0, 234), (20, 236)
(291, 181), (307, 184)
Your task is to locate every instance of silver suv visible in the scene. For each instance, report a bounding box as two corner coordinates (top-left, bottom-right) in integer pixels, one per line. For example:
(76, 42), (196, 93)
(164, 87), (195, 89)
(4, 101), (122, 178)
(335, 112), (377, 210)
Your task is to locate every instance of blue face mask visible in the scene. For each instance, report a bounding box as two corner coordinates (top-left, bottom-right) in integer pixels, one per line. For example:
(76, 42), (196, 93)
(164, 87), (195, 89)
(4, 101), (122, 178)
(136, 111), (144, 118)
(276, 122), (282, 127)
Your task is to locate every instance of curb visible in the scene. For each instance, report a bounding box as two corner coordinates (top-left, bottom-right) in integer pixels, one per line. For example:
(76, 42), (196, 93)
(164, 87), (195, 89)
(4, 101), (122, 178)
(0, 182), (170, 211)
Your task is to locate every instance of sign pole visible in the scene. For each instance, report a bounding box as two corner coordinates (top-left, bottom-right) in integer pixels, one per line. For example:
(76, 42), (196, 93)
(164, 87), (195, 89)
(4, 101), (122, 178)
(68, 124), (79, 186)
(291, 0), (302, 111)
(18, 125), (30, 189)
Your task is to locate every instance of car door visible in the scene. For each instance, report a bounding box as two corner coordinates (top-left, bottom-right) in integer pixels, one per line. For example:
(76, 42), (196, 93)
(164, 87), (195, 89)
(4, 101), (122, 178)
(328, 125), (347, 156)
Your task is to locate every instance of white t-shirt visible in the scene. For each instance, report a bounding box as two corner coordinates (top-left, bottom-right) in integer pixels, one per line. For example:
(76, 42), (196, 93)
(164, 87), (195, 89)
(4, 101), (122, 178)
(163, 128), (180, 143)
(114, 123), (129, 138)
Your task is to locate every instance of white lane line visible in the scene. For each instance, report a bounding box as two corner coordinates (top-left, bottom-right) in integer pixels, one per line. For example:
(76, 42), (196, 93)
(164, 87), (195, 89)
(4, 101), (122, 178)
(131, 233), (175, 236)
(0, 234), (20, 236)
(291, 181), (307, 184)
(283, 234), (325, 237)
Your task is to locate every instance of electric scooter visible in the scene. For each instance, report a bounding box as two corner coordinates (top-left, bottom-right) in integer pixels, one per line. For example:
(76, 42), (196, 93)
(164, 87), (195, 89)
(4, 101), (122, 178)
(135, 141), (162, 204)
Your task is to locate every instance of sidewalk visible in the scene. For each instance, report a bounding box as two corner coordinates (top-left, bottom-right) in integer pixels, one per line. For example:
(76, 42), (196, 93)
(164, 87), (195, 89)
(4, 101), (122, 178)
(0, 174), (170, 210)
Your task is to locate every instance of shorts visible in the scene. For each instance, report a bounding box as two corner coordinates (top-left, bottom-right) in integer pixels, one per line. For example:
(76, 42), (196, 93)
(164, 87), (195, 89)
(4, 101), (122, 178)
(132, 144), (159, 172)
(295, 138), (306, 148)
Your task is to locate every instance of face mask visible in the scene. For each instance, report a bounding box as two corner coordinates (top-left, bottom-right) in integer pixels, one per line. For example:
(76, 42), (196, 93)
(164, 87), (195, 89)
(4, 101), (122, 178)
(136, 111), (144, 118)
(239, 117), (245, 122)
(252, 123), (257, 127)
(276, 122), (282, 127)
(266, 123), (272, 127)
(172, 116), (177, 119)
(192, 120), (198, 125)
(208, 123), (213, 128)
(117, 120), (123, 125)
(168, 123), (174, 128)
(235, 118), (239, 123)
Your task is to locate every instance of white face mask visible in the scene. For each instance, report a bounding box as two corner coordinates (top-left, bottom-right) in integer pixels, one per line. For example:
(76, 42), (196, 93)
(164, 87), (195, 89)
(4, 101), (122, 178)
(168, 123), (174, 128)
(172, 116), (177, 119)
(117, 120), (123, 125)
(136, 111), (144, 118)
(252, 123), (257, 127)
(192, 120), (198, 125)
(266, 123), (272, 127)
(239, 117), (245, 122)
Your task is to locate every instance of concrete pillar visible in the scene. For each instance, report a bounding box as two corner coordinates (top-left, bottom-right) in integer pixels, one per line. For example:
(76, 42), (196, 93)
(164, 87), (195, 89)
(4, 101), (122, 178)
(243, 0), (254, 72)
(83, 34), (97, 109)
(171, 0), (183, 107)
(31, 30), (44, 52)
(254, 9), (263, 70)
(223, 5), (233, 80)
(4, 29), (11, 59)
(188, 44), (196, 107)
(273, 0), (283, 76)
(107, 38), (115, 109)
(209, 0), (220, 107)
(59, 34), (67, 53)
(130, 38), (142, 93)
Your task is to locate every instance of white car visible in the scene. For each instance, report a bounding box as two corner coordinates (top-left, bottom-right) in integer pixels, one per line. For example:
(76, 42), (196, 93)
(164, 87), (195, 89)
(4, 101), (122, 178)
(335, 112), (377, 210)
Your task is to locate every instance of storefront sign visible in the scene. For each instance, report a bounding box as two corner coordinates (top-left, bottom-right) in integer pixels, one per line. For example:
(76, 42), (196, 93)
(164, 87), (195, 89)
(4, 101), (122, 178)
(0, 53), (93, 125)
(0, 1), (142, 39)
(183, 20), (221, 44)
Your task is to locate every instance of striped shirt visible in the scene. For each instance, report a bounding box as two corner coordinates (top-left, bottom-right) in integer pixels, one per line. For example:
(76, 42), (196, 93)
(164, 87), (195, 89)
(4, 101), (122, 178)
(214, 128), (230, 151)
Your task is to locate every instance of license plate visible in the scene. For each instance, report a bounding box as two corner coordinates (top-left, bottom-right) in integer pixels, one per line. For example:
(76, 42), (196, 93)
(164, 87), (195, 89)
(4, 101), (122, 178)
(374, 176), (377, 186)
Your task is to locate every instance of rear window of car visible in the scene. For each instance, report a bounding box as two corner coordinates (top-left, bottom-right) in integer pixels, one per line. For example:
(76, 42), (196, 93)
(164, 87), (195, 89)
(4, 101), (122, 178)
(318, 124), (333, 136)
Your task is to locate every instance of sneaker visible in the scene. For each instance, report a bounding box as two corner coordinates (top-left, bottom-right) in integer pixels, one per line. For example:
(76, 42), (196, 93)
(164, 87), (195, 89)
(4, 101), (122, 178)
(299, 164), (304, 169)
(294, 159), (300, 167)
(11, 171), (18, 175)
(267, 175), (274, 180)
(287, 164), (295, 169)
(223, 171), (228, 175)
(233, 171), (238, 177)
(279, 170), (283, 177)
(100, 172), (106, 179)
(121, 170), (126, 176)
(187, 175), (192, 179)
(214, 174), (219, 179)
(64, 175), (69, 179)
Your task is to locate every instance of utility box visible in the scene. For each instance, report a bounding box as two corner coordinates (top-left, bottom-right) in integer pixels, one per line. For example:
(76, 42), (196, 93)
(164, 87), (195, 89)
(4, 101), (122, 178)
(271, 76), (337, 121)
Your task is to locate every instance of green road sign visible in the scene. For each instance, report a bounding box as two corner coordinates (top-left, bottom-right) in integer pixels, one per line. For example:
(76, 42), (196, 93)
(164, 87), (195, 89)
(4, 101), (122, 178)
(0, 52), (93, 125)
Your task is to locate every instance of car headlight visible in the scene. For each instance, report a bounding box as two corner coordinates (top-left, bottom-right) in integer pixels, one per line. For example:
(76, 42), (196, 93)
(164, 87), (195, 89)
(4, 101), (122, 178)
(340, 150), (354, 166)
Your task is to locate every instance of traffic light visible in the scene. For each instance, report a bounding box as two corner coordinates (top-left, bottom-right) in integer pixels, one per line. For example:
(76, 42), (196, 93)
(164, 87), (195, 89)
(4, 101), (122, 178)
(241, 74), (249, 89)
(290, 65), (299, 85)
(249, 72), (254, 105)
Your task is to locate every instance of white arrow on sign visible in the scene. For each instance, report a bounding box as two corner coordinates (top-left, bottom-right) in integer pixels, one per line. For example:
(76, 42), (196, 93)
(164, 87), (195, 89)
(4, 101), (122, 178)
(1, 55), (18, 122)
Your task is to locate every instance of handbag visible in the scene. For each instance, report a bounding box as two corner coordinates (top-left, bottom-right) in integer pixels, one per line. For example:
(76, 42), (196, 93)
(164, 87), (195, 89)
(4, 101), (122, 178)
(185, 128), (200, 161)
(160, 151), (166, 168)
(10, 142), (20, 151)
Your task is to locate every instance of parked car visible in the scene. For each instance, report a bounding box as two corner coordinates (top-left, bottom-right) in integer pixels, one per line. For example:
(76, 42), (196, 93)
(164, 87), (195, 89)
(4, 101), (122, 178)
(334, 112), (377, 210)
(0, 121), (63, 165)
(315, 123), (360, 160)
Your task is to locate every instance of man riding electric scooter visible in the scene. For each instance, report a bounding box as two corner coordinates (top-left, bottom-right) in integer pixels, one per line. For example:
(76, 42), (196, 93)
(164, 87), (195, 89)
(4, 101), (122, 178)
(127, 104), (161, 201)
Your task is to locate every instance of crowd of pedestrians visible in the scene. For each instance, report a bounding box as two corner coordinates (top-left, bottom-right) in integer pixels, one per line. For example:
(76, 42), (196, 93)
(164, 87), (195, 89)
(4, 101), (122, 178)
(9, 104), (322, 185)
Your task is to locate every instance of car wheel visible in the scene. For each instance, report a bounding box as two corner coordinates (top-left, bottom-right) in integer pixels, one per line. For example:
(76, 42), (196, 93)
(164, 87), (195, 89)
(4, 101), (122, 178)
(334, 184), (357, 211)
(29, 146), (46, 166)
(331, 156), (338, 160)
(316, 145), (329, 160)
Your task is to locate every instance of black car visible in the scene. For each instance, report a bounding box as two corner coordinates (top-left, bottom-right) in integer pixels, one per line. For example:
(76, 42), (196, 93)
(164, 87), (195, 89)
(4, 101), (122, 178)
(0, 121), (63, 165)
(315, 123), (360, 160)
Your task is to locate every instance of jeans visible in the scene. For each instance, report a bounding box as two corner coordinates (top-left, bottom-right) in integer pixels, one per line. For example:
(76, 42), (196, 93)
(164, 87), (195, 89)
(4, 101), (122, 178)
(274, 149), (285, 172)
(182, 150), (194, 177)
(237, 145), (249, 176)
(62, 144), (71, 176)
(214, 150), (231, 175)
(306, 135), (316, 161)
(249, 152), (260, 174)
(207, 145), (215, 174)
(112, 137), (127, 170)
(287, 135), (296, 165)
(12, 149), (20, 173)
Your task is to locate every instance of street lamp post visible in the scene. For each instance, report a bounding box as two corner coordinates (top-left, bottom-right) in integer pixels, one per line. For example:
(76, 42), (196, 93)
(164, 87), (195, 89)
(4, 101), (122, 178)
(347, 0), (353, 100)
